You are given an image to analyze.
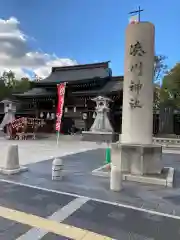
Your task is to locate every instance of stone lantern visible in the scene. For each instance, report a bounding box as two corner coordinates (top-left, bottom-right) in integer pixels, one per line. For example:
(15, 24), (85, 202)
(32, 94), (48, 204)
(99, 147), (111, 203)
(0, 99), (18, 130)
(1, 99), (17, 114)
(82, 96), (118, 142)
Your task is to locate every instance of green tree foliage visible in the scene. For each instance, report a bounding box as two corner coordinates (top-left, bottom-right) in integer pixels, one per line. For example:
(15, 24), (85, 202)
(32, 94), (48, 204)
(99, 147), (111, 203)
(153, 84), (161, 110)
(153, 55), (168, 109)
(1, 70), (16, 88)
(161, 63), (180, 107)
(0, 70), (31, 101)
(0, 79), (11, 100)
(154, 55), (168, 84)
(13, 77), (31, 93)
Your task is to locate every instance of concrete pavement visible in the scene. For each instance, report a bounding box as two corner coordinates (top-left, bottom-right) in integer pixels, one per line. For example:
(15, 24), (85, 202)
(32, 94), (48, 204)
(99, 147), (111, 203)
(0, 137), (106, 167)
(0, 137), (180, 239)
(0, 181), (180, 239)
(0, 135), (179, 168)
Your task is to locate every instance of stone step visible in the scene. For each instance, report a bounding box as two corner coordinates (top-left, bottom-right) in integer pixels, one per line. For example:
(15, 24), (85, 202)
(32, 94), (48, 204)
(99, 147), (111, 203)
(153, 138), (180, 145)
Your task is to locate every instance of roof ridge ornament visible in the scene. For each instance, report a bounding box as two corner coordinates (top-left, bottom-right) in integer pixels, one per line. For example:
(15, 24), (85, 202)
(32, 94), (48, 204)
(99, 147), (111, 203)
(51, 62), (110, 73)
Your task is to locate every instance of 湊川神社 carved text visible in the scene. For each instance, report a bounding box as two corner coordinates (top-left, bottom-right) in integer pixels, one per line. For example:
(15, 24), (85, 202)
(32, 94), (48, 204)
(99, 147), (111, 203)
(129, 41), (145, 109)
(129, 41), (146, 56)
(129, 80), (142, 94)
(129, 98), (142, 109)
(130, 62), (143, 76)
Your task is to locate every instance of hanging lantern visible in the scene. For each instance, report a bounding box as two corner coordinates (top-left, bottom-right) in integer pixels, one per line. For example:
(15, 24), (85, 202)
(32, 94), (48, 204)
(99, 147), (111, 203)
(40, 112), (44, 118)
(65, 107), (68, 113)
(51, 113), (55, 120)
(46, 112), (50, 119)
(82, 113), (87, 120)
(74, 107), (76, 112)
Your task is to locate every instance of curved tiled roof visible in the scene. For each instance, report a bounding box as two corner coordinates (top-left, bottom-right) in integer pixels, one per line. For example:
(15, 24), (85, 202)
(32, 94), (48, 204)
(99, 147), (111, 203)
(13, 88), (55, 97)
(35, 62), (111, 85)
(101, 77), (123, 93)
(71, 76), (123, 96)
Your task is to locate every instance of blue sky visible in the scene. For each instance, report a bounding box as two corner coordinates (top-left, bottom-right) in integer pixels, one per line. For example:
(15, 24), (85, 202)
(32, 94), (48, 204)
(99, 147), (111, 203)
(0, 0), (179, 77)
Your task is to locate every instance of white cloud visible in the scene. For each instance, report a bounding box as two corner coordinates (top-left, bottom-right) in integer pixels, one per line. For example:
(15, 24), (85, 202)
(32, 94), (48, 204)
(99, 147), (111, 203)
(0, 17), (77, 79)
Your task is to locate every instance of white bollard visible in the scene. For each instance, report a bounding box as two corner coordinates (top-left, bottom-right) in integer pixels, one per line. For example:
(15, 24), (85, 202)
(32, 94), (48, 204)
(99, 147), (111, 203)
(0, 144), (28, 175)
(110, 164), (123, 191)
(52, 157), (63, 180)
(6, 144), (20, 170)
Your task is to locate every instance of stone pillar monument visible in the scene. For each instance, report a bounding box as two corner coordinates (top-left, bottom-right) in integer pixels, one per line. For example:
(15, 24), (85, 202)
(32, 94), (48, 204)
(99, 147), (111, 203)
(111, 22), (163, 177)
(121, 22), (154, 144)
(92, 20), (174, 189)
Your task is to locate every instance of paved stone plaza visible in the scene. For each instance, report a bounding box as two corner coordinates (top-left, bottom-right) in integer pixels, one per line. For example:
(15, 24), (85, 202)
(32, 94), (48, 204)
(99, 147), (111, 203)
(0, 137), (180, 239)
(0, 135), (104, 167)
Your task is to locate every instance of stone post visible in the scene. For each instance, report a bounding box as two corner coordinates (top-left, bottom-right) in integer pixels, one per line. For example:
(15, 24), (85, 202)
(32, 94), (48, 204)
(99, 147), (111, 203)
(0, 144), (28, 175)
(52, 157), (63, 180)
(121, 22), (155, 145)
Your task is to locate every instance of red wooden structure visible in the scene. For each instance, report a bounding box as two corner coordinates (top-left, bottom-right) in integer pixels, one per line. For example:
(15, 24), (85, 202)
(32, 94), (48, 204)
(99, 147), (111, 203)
(6, 117), (45, 140)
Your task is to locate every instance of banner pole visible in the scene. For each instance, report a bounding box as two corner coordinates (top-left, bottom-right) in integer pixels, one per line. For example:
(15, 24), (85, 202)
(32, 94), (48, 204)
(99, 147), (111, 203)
(56, 130), (60, 146)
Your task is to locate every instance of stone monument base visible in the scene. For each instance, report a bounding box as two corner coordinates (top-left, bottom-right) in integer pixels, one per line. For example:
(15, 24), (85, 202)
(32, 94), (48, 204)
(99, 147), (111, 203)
(82, 131), (119, 143)
(0, 166), (28, 175)
(92, 164), (174, 187)
(111, 143), (163, 175)
(91, 142), (174, 187)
